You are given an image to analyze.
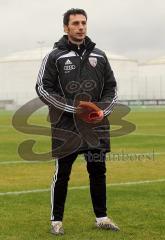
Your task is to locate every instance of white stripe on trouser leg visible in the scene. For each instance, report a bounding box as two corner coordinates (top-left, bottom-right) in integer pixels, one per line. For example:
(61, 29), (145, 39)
(51, 159), (59, 220)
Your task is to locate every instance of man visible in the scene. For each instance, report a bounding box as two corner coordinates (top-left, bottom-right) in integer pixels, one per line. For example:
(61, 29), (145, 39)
(36, 8), (119, 235)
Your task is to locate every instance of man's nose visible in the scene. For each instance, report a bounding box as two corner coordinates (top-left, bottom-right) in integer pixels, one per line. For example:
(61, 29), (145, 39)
(79, 23), (84, 29)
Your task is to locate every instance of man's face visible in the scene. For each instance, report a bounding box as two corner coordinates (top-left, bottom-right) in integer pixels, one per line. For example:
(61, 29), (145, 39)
(64, 14), (87, 42)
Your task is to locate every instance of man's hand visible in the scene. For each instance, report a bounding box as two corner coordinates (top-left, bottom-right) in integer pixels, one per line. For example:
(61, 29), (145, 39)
(76, 101), (104, 123)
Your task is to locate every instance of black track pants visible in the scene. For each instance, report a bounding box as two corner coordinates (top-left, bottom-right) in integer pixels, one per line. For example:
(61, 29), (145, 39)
(50, 150), (107, 221)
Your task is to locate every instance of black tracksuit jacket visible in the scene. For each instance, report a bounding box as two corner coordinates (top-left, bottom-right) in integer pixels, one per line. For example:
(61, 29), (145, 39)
(36, 35), (117, 158)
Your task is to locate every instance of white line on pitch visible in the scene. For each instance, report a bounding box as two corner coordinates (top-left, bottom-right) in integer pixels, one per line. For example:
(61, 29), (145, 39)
(0, 179), (165, 196)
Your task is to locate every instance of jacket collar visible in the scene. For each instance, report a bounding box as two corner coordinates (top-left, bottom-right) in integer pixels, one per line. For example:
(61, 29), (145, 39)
(54, 35), (95, 52)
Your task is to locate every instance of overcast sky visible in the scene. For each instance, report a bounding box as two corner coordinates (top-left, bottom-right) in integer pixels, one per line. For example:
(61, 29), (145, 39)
(0, 0), (164, 60)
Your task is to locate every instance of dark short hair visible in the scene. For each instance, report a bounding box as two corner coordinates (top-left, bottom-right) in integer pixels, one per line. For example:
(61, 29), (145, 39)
(63, 8), (87, 26)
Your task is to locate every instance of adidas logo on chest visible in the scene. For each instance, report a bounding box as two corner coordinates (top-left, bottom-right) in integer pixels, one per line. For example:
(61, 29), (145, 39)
(65, 59), (72, 65)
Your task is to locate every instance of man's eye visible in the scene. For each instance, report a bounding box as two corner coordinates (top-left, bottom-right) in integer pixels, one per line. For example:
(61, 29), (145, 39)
(73, 22), (79, 25)
(72, 21), (86, 26)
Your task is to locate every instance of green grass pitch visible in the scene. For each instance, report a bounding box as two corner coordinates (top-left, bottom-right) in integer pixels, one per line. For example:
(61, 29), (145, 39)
(0, 106), (165, 239)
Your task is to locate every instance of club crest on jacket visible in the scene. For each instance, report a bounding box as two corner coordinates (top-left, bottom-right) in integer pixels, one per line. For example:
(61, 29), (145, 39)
(89, 57), (97, 67)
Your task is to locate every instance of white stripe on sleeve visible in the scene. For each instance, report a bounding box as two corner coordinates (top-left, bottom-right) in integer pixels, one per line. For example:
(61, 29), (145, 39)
(37, 52), (76, 113)
(103, 94), (117, 116)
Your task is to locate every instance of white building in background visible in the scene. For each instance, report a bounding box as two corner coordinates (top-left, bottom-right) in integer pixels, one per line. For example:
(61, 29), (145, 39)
(139, 56), (165, 99)
(0, 48), (164, 108)
(0, 47), (51, 108)
(106, 53), (138, 100)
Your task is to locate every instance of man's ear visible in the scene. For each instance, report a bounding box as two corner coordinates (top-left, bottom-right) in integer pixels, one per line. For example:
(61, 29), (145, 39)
(64, 25), (68, 33)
